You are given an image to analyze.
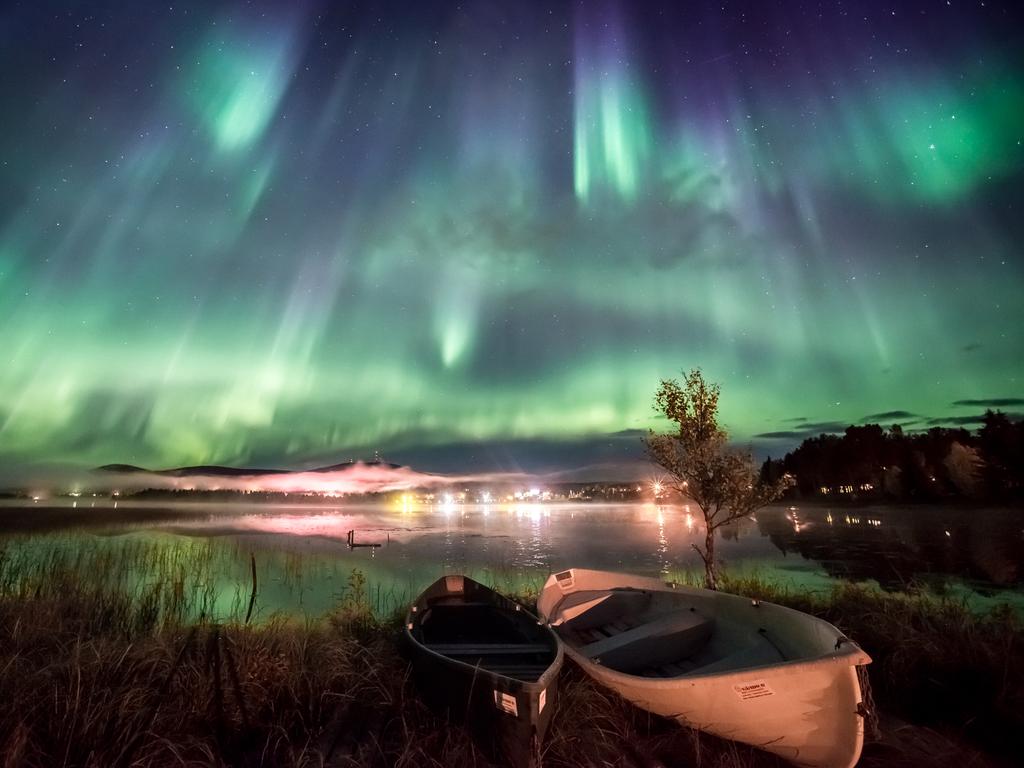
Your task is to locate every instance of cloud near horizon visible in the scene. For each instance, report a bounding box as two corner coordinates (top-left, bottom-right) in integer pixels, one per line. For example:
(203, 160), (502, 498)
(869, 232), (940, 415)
(6, 456), (663, 495)
(951, 398), (1024, 408)
(860, 410), (918, 422)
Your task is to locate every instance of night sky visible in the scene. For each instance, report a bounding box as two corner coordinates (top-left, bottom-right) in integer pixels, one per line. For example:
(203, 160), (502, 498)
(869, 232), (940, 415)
(1, 0), (1022, 478)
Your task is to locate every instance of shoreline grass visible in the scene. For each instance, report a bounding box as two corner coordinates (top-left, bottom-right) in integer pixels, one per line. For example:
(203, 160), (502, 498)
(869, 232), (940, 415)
(0, 546), (1020, 766)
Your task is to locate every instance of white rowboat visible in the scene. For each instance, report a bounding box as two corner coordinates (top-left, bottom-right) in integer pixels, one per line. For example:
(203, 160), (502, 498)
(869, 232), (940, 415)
(538, 568), (871, 768)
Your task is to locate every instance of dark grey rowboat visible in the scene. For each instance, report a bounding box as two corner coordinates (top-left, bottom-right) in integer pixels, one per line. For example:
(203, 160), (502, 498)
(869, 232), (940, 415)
(404, 575), (563, 767)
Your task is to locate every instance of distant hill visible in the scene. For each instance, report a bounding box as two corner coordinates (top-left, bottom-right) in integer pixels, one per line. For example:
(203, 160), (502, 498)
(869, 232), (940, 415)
(95, 459), (404, 477)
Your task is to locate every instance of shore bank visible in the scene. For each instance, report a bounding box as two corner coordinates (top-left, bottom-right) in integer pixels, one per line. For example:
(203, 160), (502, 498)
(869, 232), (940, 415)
(0, 564), (1019, 767)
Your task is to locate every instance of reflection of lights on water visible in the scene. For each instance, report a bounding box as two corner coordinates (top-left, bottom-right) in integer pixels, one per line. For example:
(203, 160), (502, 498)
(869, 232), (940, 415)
(513, 503), (543, 523)
(656, 507), (669, 574)
(442, 493), (455, 515)
(238, 514), (355, 537)
(685, 513), (694, 531)
(788, 508), (803, 533)
(826, 513), (834, 525)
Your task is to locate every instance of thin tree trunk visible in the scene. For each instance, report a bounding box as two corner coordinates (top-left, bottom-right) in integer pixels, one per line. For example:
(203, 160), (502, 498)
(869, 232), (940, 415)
(704, 526), (718, 590)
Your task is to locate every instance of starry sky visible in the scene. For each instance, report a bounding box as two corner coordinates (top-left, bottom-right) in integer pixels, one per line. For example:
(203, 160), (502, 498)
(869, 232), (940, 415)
(1, 0), (1022, 479)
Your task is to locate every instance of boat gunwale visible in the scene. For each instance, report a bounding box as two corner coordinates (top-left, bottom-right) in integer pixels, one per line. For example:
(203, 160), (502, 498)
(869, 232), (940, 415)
(557, 640), (866, 689)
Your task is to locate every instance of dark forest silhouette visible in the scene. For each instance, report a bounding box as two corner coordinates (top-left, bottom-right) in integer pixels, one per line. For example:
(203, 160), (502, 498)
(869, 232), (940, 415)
(762, 410), (1024, 502)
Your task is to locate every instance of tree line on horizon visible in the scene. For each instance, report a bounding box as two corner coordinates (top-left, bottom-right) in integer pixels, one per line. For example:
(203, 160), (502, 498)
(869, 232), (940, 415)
(761, 410), (1024, 502)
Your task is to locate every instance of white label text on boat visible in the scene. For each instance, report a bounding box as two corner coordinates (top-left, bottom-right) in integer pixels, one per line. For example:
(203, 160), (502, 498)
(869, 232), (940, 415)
(494, 690), (518, 716)
(732, 680), (775, 701)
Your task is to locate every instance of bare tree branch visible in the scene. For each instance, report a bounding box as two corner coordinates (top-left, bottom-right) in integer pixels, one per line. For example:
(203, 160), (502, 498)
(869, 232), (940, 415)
(691, 543), (710, 566)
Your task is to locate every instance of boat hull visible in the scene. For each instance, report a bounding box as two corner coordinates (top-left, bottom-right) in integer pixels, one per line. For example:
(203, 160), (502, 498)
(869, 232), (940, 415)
(539, 568), (871, 768)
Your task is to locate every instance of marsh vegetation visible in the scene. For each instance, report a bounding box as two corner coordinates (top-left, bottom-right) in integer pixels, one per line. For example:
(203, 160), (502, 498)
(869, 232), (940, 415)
(0, 539), (1020, 767)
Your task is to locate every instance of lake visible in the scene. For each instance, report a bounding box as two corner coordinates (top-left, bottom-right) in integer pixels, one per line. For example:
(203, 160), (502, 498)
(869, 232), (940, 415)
(1, 499), (1022, 619)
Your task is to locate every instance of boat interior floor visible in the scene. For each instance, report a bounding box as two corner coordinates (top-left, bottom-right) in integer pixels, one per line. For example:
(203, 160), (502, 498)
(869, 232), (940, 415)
(418, 603), (555, 682)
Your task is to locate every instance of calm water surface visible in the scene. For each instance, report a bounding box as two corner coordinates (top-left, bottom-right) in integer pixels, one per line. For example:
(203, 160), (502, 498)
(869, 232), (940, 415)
(1, 499), (1021, 619)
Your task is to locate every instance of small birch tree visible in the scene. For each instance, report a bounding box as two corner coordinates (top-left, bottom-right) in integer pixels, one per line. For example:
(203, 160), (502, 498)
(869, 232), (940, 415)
(645, 369), (790, 590)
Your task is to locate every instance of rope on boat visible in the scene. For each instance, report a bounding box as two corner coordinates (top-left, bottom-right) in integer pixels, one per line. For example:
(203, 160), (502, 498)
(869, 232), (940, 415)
(856, 664), (880, 740)
(835, 637), (879, 740)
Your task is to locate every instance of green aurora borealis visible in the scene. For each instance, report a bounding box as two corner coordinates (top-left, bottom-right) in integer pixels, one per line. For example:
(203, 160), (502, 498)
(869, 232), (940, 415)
(1, 0), (1022, 477)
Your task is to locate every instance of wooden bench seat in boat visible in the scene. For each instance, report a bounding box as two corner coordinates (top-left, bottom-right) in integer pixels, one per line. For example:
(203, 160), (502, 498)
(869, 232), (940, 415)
(555, 588), (652, 629)
(580, 610), (713, 672)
